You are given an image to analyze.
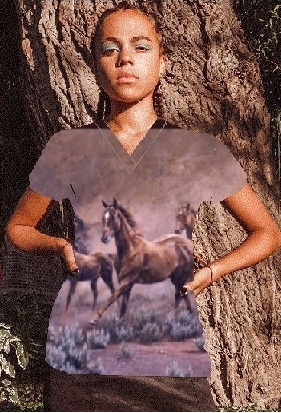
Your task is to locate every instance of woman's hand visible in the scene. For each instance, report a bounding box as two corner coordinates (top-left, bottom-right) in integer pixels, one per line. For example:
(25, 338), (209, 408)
(182, 266), (213, 297)
(60, 241), (79, 274)
(182, 184), (281, 298)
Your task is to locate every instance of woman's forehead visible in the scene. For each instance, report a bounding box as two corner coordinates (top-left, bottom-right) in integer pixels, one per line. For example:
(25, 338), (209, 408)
(100, 9), (157, 38)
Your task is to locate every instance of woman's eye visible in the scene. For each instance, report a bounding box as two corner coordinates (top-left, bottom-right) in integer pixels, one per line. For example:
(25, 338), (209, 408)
(101, 44), (151, 55)
(135, 44), (151, 51)
(102, 45), (120, 54)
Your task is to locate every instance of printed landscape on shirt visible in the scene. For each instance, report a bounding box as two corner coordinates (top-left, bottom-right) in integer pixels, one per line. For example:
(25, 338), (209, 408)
(29, 120), (247, 376)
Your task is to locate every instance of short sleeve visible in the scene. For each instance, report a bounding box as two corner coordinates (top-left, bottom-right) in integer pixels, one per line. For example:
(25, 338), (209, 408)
(29, 133), (70, 201)
(206, 134), (247, 203)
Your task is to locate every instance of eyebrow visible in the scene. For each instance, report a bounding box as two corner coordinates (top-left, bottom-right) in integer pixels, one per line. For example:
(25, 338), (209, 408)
(102, 36), (152, 44)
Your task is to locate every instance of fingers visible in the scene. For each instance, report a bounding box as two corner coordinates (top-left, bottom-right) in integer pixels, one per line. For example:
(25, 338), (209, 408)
(69, 268), (79, 278)
(62, 242), (79, 274)
(181, 267), (213, 297)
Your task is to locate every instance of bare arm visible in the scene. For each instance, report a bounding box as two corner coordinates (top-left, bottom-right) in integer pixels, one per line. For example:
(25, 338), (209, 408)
(6, 187), (78, 271)
(183, 183), (281, 296)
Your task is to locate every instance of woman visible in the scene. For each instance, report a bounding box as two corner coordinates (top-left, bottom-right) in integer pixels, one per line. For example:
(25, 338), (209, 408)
(5, 2), (281, 411)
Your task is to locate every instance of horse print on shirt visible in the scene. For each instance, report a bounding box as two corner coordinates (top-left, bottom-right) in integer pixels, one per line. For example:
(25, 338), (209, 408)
(46, 197), (210, 377)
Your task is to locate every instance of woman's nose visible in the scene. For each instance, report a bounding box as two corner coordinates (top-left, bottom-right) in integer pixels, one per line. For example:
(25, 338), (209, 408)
(117, 48), (134, 66)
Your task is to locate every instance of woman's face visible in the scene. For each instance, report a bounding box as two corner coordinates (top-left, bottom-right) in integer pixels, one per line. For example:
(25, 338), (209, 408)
(95, 9), (166, 104)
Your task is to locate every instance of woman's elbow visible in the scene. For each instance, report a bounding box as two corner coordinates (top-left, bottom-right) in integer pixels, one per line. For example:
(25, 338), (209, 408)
(265, 224), (281, 254)
(6, 222), (17, 245)
(5, 222), (25, 250)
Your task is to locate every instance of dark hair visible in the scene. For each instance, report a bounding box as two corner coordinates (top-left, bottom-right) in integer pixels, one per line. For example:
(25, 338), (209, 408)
(90, 2), (166, 59)
(91, 1), (166, 120)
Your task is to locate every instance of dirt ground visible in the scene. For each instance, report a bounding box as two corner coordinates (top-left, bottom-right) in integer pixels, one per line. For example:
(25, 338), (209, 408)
(47, 279), (211, 377)
(84, 340), (211, 377)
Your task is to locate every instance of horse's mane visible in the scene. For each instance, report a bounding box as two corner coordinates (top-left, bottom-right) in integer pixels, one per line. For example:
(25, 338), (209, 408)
(116, 203), (137, 229)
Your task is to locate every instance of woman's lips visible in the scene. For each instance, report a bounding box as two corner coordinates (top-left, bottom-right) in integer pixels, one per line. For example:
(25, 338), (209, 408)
(116, 73), (138, 83)
(117, 76), (138, 83)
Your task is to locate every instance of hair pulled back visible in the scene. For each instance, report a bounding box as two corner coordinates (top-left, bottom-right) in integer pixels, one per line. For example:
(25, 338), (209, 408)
(91, 1), (166, 120)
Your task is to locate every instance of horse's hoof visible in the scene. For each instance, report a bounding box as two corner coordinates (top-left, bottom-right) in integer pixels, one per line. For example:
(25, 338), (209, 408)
(88, 312), (101, 326)
(88, 318), (98, 326)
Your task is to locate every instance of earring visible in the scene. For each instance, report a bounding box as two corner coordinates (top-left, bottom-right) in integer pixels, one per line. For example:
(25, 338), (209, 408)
(157, 77), (163, 100)
(155, 77), (165, 117)
(98, 88), (111, 120)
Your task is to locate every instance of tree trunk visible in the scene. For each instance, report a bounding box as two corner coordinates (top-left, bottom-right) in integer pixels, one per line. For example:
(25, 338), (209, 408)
(2, 0), (280, 409)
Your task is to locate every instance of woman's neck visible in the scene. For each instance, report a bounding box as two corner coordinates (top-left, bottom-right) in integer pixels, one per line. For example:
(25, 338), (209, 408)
(105, 98), (159, 154)
(106, 99), (157, 134)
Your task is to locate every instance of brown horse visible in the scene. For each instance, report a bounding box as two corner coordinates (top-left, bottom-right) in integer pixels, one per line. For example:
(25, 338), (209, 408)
(175, 203), (196, 239)
(65, 252), (115, 312)
(92, 198), (196, 322)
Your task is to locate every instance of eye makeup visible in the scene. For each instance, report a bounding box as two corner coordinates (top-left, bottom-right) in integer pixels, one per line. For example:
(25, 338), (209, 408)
(101, 36), (153, 55)
(101, 44), (120, 54)
(135, 43), (152, 50)
(101, 42), (152, 55)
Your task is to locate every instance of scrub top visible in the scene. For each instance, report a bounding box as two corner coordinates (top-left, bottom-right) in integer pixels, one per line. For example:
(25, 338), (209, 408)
(29, 118), (247, 377)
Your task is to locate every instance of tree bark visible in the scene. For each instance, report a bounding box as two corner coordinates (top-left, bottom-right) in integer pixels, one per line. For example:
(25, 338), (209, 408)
(2, 0), (280, 409)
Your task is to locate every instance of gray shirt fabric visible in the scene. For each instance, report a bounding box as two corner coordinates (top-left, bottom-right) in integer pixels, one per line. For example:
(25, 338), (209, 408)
(29, 118), (247, 377)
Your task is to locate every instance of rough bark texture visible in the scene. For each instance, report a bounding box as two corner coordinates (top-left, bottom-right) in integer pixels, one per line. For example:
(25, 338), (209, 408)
(2, 0), (281, 409)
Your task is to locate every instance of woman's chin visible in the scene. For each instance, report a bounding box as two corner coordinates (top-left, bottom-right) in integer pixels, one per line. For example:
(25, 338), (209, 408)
(111, 96), (143, 106)
(111, 91), (153, 106)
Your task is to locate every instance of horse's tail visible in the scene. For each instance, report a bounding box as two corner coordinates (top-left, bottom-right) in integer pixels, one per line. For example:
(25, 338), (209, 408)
(155, 233), (193, 252)
(178, 244), (193, 262)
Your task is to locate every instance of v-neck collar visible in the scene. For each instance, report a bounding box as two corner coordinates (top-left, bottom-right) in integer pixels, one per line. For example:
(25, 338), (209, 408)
(94, 117), (167, 175)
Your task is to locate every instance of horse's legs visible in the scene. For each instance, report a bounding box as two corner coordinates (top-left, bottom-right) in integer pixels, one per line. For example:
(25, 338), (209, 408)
(65, 278), (77, 312)
(170, 269), (182, 310)
(172, 263), (197, 314)
(120, 284), (133, 318)
(97, 281), (131, 318)
(90, 278), (98, 309)
(183, 290), (198, 315)
(183, 291), (194, 311)
(101, 265), (115, 295)
(175, 290), (181, 309)
(185, 226), (193, 240)
(174, 287), (198, 318)
(94, 270), (138, 322)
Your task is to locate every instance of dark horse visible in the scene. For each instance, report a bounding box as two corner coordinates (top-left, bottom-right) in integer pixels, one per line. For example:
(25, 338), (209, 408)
(65, 251), (115, 312)
(92, 198), (196, 322)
